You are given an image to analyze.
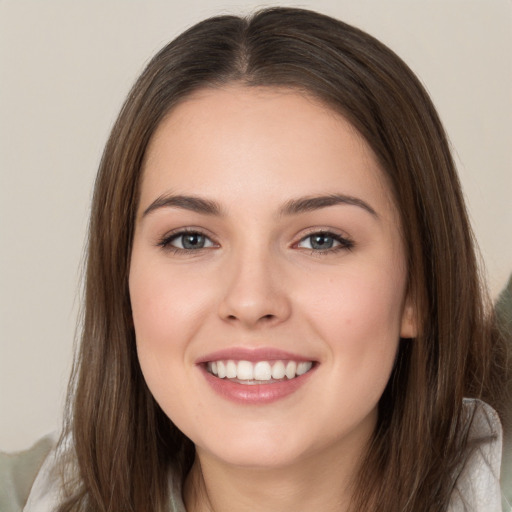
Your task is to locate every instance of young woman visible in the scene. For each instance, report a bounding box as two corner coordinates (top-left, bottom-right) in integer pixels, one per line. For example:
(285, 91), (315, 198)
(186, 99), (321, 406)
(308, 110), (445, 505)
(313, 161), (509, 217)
(14, 7), (510, 512)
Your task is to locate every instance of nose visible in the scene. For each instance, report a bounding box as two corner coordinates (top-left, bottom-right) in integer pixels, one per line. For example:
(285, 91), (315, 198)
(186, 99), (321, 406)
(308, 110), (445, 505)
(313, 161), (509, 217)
(217, 249), (292, 329)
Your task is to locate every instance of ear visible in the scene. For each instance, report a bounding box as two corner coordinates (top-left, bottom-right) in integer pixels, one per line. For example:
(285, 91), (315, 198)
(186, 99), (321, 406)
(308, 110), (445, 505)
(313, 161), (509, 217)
(400, 295), (418, 339)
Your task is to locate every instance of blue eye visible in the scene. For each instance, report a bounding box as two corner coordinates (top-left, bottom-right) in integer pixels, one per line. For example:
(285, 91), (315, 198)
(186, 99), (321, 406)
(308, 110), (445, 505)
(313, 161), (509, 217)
(160, 231), (215, 251)
(297, 232), (353, 252)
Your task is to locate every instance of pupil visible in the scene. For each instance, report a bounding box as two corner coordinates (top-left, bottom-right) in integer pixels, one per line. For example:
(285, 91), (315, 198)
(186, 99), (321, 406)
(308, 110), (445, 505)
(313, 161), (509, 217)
(311, 234), (333, 250)
(183, 233), (204, 249)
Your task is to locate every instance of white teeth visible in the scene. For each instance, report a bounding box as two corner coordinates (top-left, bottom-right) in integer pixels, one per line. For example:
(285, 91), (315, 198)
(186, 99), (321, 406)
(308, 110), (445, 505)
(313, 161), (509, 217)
(285, 361), (297, 379)
(206, 359), (313, 381)
(271, 360), (286, 379)
(226, 360), (237, 379)
(237, 360), (254, 380)
(254, 361), (272, 380)
(296, 361), (313, 376)
(217, 361), (226, 378)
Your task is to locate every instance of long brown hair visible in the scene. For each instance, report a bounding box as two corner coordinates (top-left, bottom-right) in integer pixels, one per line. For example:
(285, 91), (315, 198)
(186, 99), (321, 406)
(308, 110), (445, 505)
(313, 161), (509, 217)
(57, 7), (509, 511)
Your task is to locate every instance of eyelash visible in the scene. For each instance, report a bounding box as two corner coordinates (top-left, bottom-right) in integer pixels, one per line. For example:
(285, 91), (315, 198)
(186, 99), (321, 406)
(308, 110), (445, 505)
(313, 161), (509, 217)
(156, 229), (355, 255)
(157, 228), (217, 255)
(294, 230), (355, 255)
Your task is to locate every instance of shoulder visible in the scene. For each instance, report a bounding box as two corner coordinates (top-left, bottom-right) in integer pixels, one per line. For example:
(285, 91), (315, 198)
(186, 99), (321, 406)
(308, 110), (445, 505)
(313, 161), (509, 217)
(3, 406), (508, 512)
(0, 433), (67, 512)
(449, 399), (509, 512)
(0, 434), (58, 512)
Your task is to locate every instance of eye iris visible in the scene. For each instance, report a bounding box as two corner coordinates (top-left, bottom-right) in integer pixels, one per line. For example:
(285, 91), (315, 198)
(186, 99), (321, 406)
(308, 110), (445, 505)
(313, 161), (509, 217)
(182, 233), (205, 249)
(310, 234), (334, 250)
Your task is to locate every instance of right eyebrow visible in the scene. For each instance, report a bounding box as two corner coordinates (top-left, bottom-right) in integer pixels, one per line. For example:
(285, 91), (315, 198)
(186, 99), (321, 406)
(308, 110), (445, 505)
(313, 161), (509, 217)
(142, 194), (223, 218)
(280, 193), (378, 218)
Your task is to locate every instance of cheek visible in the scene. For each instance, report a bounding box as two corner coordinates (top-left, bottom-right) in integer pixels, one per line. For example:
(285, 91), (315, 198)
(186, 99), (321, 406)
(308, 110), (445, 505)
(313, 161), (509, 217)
(130, 259), (210, 350)
(306, 263), (405, 333)
(128, 253), (214, 399)
(300, 261), (406, 388)
(129, 260), (215, 428)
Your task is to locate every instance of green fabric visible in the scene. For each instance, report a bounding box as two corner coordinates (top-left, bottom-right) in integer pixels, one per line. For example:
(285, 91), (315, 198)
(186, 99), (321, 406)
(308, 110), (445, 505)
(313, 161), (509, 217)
(496, 274), (512, 336)
(496, 274), (512, 510)
(0, 435), (55, 512)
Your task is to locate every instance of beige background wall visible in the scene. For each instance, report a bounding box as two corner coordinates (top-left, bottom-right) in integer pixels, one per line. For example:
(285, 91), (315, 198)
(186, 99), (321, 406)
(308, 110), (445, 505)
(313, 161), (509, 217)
(1, 0), (511, 451)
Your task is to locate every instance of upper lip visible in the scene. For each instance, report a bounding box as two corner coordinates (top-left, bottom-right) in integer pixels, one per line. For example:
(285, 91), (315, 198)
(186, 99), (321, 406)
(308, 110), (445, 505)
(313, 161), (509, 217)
(196, 347), (316, 364)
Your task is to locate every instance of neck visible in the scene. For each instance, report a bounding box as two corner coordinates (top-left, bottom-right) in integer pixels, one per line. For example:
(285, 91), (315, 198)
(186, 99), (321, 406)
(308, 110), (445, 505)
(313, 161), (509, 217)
(183, 435), (369, 512)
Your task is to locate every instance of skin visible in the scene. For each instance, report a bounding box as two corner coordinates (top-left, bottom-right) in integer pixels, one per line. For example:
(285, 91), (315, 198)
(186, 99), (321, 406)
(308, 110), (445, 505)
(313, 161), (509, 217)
(129, 85), (416, 512)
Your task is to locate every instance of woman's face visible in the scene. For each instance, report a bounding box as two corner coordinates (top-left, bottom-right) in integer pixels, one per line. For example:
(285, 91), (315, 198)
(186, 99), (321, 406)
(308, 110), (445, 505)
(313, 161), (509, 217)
(129, 86), (416, 470)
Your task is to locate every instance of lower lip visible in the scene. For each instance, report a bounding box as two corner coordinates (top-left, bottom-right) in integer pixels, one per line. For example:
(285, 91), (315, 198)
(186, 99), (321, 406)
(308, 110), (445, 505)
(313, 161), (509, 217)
(200, 365), (316, 404)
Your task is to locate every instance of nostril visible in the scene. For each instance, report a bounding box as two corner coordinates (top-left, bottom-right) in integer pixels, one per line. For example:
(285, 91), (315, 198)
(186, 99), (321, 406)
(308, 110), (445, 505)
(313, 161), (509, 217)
(225, 313), (276, 323)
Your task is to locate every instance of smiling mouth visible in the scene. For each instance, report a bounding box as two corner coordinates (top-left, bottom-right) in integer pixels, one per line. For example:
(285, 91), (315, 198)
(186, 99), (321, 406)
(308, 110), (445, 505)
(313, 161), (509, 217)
(206, 359), (314, 384)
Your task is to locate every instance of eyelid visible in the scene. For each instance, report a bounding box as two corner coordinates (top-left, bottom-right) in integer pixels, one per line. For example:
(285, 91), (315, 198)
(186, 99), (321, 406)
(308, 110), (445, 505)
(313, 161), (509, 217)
(292, 228), (355, 252)
(171, 233), (215, 249)
(156, 227), (219, 252)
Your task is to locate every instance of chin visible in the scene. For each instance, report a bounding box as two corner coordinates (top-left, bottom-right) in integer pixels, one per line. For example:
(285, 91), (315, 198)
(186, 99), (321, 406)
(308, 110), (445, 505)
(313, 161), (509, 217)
(192, 426), (309, 469)
(208, 445), (306, 469)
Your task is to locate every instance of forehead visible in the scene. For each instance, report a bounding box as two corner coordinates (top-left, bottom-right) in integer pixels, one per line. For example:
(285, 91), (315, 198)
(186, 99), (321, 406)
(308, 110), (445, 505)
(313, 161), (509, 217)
(140, 85), (395, 218)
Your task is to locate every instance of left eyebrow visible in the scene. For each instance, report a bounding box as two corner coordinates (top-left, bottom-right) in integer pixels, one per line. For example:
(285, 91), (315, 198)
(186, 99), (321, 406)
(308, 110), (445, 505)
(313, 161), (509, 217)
(142, 194), (223, 218)
(280, 194), (378, 218)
